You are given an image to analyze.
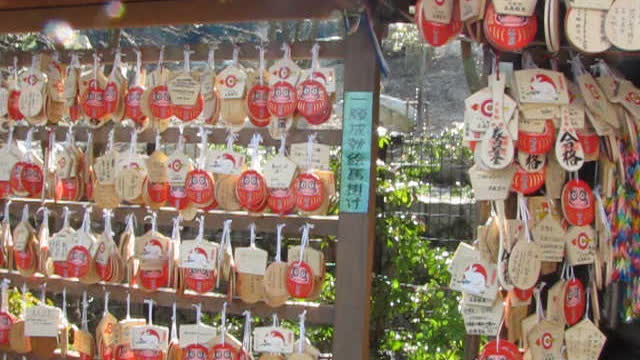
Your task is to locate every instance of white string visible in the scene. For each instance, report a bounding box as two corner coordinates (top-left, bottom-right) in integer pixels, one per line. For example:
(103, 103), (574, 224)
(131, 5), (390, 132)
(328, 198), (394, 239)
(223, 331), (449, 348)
(178, 125), (185, 153)
(584, 287), (591, 321)
(157, 46), (165, 72)
(298, 223), (313, 265)
(2, 200), (10, 225)
(110, 48), (122, 80)
(12, 56), (18, 85)
(198, 126), (208, 169)
(276, 224), (285, 262)
(258, 45), (265, 85)
(533, 282), (547, 322)
(92, 53), (99, 84)
(249, 223), (256, 247)
(272, 313), (279, 327)
(242, 310), (252, 353)
(226, 131), (238, 153)
(62, 206), (71, 229)
(7, 124), (14, 147)
(279, 133), (287, 156)
(249, 133), (263, 171)
(144, 299), (154, 325)
(594, 187), (612, 240)
(221, 302), (228, 345)
(20, 204), (29, 224)
(0, 279), (9, 313)
(126, 292), (131, 319)
(103, 291), (110, 316)
(24, 127), (34, 163)
(133, 48), (142, 86)
(20, 283), (27, 319)
(207, 45), (216, 71)
(103, 209), (113, 238)
(81, 206), (92, 233)
(107, 128), (115, 152)
(183, 45), (192, 73)
(170, 302), (178, 341)
(216, 220), (232, 287)
(62, 287), (67, 324)
(193, 303), (202, 345)
(282, 43), (292, 60)
(196, 215), (205, 243)
(306, 133), (317, 170)
(155, 128), (162, 151)
(40, 283), (46, 303)
(298, 310), (307, 353)
(232, 46), (240, 67)
(517, 193), (532, 243)
(311, 43), (320, 74)
(171, 215), (182, 244)
(81, 291), (88, 331)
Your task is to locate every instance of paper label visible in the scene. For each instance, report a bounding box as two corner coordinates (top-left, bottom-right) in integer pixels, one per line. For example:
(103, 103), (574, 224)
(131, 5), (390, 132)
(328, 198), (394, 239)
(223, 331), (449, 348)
(235, 247), (268, 276)
(168, 73), (200, 106)
(130, 325), (169, 351)
(263, 155), (298, 188)
(205, 150), (245, 175)
(253, 326), (295, 354)
(532, 215), (565, 262)
(340, 91), (373, 213)
(179, 324), (217, 348)
(180, 240), (217, 270)
(290, 143), (330, 171)
(569, 0), (612, 9)
(461, 297), (504, 336)
(25, 305), (62, 337)
(493, 0), (537, 15)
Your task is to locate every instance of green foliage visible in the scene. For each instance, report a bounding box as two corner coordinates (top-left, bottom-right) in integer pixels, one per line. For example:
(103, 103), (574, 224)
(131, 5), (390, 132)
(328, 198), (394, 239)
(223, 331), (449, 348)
(371, 126), (469, 359)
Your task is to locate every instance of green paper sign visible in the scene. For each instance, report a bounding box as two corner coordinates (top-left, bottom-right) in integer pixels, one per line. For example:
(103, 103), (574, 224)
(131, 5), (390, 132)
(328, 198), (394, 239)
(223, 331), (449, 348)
(340, 91), (374, 213)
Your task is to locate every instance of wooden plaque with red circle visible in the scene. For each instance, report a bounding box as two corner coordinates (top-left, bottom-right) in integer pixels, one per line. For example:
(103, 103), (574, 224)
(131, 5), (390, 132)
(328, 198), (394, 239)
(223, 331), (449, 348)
(147, 181), (169, 203)
(293, 173), (324, 212)
(168, 185), (189, 210)
(67, 245), (92, 278)
(267, 81), (297, 117)
(150, 85), (173, 119)
(185, 268), (216, 294)
(14, 246), (34, 271)
(172, 95), (204, 122)
(0, 312), (16, 345)
(562, 179), (595, 226)
(287, 260), (315, 298)
(182, 344), (209, 360)
(517, 120), (555, 154)
(104, 81), (119, 115)
(564, 278), (586, 326)
(126, 86), (146, 122)
(236, 170), (268, 210)
(139, 263), (169, 291)
(185, 169), (215, 206)
(268, 187), (296, 215)
(82, 84), (107, 119)
(247, 84), (271, 126)
(21, 163), (44, 197)
(296, 79), (329, 118)
(212, 344), (238, 360)
(480, 339), (522, 360)
(484, 2), (538, 52)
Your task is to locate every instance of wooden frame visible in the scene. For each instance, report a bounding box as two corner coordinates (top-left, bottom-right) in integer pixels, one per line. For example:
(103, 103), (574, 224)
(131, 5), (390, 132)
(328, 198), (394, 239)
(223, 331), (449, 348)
(0, 1), (380, 360)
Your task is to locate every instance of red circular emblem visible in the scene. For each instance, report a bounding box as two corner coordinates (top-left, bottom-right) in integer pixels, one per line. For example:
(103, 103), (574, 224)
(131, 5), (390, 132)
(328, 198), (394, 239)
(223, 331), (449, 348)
(185, 267), (216, 294)
(564, 278), (586, 326)
(139, 262), (169, 291)
(172, 95), (204, 122)
(236, 170), (268, 211)
(293, 173), (324, 212)
(104, 81), (119, 115)
(305, 104), (332, 125)
(185, 169), (215, 206)
(96, 254), (114, 282)
(484, 2), (538, 52)
(514, 287), (533, 301)
(480, 339), (521, 360)
(133, 349), (163, 360)
(82, 83), (107, 119)
(267, 81), (297, 117)
(14, 246), (34, 271)
(561, 179), (595, 226)
(267, 187), (296, 215)
(53, 260), (70, 277)
(286, 261), (315, 298)
(167, 185), (189, 210)
(67, 245), (91, 278)
(212, 344), (238, 360)
(55, 177), (80, 201)
(126, 86), (146, 123)
(0, 312), (16, 345)
(511, 164), (546, 195)
(182, 344), (209, 360)
(577, 130), (599, 156)
(9, 162), (27, 195)
(150, 85), (173, 119)
(8, 90), (24, 121)
(147, 180), (169, 203)
(517, 119), (555, 154)
(247, 84), (271, 126)
(21, 163), (44, 197)
(296, 79), (329, 118)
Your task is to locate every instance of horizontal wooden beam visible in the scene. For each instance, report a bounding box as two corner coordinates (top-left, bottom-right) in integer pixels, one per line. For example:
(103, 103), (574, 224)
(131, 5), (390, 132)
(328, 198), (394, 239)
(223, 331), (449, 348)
(4, 197), (340, 237)
(0, 270), (335, 324)
(9, 124), (343, 147)
(5, 40), (346, 67)
(0, 0), (350, 33)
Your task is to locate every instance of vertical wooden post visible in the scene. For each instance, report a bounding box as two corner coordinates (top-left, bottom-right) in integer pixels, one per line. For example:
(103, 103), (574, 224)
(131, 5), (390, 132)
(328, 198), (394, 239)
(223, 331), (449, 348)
(332, 13), (381, 360)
